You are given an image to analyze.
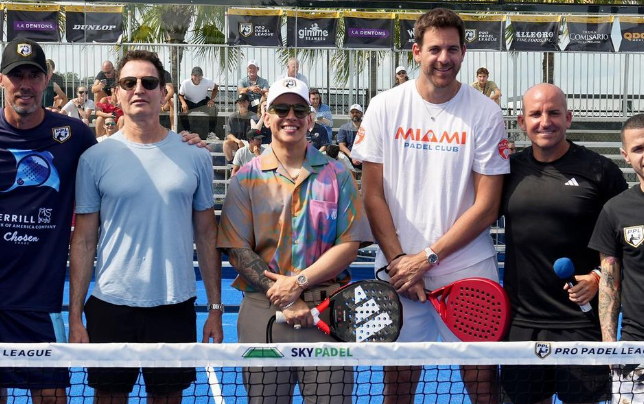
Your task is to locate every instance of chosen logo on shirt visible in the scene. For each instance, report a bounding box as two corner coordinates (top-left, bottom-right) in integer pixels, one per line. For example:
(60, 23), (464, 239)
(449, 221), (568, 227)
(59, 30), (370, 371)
(395, 127), (466, 153)
(52, 126), (71, 143)
(624, 225), (644, 248)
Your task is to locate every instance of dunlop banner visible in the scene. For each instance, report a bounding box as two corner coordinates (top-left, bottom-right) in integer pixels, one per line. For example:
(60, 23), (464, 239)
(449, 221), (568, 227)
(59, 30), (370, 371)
(619, 16), (644, 52)
(565, 16), (614, 52)
(343, 11), (395, 49)
(509, 15), (561, 51)
(285, 11), (338, 48)
(227, 8), (282, 47)
(6, 4), (60, 42)
(462, 15), (506, 51)
(66, 6), (123, 43)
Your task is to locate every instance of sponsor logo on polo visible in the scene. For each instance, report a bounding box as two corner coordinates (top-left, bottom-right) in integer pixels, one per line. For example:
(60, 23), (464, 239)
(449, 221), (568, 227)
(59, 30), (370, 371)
(624, 225), (644, 248)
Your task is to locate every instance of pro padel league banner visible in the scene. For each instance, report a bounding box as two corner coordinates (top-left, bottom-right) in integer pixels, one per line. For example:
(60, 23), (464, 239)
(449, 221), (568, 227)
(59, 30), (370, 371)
(227, 8), (282, 47)
(286, 11), (338, 48)
(398, 13), (422, 50)
(462, 15), (506, 51)
(565, 16), (614, 52)
(66, 6), (123, 43)
(509, 16), (560, 51)
(619, 17), (644, 52)
(6, 4), (60, 42)
(343, 11), (395, 49)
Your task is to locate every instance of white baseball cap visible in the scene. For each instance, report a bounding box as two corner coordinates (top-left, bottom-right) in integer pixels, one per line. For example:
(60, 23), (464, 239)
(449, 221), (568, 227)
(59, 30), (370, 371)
(396, 66), (407, 74)
(247, 59), (259, 68)
(266, 77), (311, 107)
(350, 104), (363, 113)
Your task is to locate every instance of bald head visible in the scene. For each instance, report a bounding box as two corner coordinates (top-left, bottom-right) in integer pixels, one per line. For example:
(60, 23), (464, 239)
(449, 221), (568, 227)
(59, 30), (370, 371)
(522, 83), (567, 115)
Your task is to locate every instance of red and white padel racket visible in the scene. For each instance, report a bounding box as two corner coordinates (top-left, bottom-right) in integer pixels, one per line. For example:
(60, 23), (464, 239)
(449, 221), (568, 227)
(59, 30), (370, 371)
(276, 280), (403, 342)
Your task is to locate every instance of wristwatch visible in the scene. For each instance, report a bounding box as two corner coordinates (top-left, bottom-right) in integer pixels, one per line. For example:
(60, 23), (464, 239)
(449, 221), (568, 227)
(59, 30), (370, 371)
(296, 274), (309, 289)
(207, 303), (225, 313)
(424, 247), (439, 265)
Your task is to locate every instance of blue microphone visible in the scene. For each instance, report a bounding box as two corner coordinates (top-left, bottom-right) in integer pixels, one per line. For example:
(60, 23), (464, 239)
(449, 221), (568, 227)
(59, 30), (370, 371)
(553, 257), (592, 313)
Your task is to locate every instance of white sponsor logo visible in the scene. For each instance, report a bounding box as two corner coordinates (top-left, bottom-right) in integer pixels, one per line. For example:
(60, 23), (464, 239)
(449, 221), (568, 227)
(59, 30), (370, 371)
(625, 226), (644, 248)
(298, 23), (330, 42)
(52, 126), (71, 143)
(535, 342), (552, 359)
(73, 24), (117, 31)
(4, 231), (39, 244)
(354, 285), (393, 342)
(565, 178), (579, 186)
(38, 208), (52, 224)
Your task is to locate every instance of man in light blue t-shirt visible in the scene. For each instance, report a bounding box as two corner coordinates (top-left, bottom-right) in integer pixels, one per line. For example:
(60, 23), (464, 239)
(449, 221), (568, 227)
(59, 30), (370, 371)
(68, 50), (223, 404)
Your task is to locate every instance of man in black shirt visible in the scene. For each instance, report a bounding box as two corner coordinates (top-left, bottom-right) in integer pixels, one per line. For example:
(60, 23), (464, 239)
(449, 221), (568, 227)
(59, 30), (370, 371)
(223, 94), (253, 162)
(91, 61), (116, 102)
(306, 107), (329, 151)
(500, 83), (627, 404)
(589, 114), (644, 404)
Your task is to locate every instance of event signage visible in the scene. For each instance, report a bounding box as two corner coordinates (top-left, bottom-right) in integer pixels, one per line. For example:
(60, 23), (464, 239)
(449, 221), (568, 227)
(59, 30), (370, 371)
(227, 8), (282, 47)
(398, 13), (422, 50)
(565, 16), (614, 52)
(66, 6), (123, 43)
(343, 11), (395, 49)
(286, 11), (338, 47)
(6, 4), (60, 42)
(619, 16), (644, 52)
(509, 16), (561, 51)
(462, 15), (506, 51)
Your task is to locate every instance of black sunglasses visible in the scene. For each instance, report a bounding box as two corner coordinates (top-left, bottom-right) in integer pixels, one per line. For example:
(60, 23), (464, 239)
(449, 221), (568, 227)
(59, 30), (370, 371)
(105, 122), (116, 127)
(78, 90), (87, 94)
(269, 104), (310, 119)
(118, 76), (160, 91)
(397, 71), (407, 75)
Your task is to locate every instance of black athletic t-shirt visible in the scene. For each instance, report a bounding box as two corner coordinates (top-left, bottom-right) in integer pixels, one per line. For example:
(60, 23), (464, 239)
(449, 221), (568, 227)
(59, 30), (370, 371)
(95, 71), (115, 96)
(502, 142), (627, 328)
(0, 109), (96, 312)
(589, 185), (644, 340)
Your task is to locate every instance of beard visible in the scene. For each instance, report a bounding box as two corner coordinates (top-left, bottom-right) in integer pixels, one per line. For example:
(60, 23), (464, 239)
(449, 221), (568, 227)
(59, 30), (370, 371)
(352, 116), (362, 123)
(10, 100), (39, 115)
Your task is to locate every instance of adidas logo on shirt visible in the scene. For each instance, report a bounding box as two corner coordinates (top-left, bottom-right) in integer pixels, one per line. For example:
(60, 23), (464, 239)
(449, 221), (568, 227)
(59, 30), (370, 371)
(565, 178), (579, 186)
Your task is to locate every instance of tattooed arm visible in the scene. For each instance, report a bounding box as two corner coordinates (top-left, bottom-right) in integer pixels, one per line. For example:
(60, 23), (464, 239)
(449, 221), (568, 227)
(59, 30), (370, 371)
(599, 253), (622, 342)
(227, 247), (274, 293)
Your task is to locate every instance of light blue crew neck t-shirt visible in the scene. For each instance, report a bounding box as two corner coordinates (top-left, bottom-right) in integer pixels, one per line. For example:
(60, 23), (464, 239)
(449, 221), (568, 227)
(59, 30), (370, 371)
(75, 131), (214, 307)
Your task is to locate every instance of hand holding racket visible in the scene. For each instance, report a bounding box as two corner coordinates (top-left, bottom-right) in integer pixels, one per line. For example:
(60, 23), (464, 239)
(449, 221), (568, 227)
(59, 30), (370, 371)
(276, 280), (403, 342)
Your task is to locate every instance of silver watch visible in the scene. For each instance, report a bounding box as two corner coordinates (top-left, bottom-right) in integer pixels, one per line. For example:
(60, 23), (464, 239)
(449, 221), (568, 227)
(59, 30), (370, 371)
(424, 247), (439, 265)
(296, 274), (309, 289)
(207, 303), (225, 313)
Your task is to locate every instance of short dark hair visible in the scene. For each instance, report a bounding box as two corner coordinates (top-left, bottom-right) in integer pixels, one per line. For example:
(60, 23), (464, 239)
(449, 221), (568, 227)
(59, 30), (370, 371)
(326, 144), (340, 159)
(621, 113), (644, 144)
(309, 88), (323, 104)
(477, 67), (489, 76)
(116, 50), (166, 88)
(414, 8), (465, 48)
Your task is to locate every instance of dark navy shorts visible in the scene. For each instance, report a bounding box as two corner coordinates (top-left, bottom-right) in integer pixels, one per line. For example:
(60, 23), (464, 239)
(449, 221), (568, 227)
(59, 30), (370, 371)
(0, 310), (70, 389)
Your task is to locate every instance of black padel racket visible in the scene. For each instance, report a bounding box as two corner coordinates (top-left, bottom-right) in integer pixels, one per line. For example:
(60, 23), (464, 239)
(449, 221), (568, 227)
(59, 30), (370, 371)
(426, 277), (510, 342)
(276, 280), (403, 342)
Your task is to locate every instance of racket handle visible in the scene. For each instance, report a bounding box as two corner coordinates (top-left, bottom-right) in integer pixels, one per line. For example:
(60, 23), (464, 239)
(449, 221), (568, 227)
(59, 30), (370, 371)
(274, 308), (323, 327)
(275, 311), (286, 323)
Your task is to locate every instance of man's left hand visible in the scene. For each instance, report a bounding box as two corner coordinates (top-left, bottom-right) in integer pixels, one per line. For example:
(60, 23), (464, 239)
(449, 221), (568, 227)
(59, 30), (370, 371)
(180, 131), (207, 148)
(202, 311), (224, 343)
(388, 252), (430, 293)
(265, 271), (301, 308)
(564, 273), (598, 306)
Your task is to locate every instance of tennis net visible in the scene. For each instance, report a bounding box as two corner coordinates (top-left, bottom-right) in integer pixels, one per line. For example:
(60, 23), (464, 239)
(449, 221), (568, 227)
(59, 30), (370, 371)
(2, 341), (644, 404)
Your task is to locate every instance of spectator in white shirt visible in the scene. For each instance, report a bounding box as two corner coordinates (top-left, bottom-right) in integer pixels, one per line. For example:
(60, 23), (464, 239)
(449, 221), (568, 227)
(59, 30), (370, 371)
(61, 86), (95, 125)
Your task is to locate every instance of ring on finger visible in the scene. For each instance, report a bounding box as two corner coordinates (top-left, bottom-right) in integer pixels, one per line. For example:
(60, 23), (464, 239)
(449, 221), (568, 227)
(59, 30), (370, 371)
(294, 324), (302, 330)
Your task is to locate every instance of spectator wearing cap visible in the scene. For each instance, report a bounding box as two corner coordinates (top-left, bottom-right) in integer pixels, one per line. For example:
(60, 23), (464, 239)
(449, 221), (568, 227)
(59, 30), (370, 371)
(394, 66), (409, 86)
(306, 106), (330, 152)
(237, 60), (269, 113)
(280, 58), (308, 85)
(223, 93), (254, 162)
(179, 66), (218, 134)
(337, 104), (363, 167)
(231, 129), (267, 176)
(308, 88), (333, 141)
(472, 67), (501, 106)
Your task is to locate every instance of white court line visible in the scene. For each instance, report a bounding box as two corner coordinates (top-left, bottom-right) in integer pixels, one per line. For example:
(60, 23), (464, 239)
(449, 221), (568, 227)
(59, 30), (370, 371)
(206, 366), (226, 404)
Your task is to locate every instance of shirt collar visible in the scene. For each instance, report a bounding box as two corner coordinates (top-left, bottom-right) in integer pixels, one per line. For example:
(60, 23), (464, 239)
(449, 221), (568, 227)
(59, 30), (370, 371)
(260, 143), (329, 176)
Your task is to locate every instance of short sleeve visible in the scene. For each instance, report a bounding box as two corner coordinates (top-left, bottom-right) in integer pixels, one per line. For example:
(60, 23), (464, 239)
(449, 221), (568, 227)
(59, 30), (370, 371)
(178, 80), (186, 96)
(192, 149), (215, 211)
(589, 206), (622, 259)
(472, 108), (510, 175)
(337, 127), (347, 144)
(216, 174), (255, 250)
(601, 158), (628, 203)
(335, 168), (373, 246)
(75, 154), (101, 214)
(350, 96), (384, 164)
(232, 148), (244, 166)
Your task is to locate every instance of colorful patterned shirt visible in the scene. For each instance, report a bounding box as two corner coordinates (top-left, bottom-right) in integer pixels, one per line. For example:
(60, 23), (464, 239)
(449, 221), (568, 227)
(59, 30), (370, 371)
(217, 144), (372, 292)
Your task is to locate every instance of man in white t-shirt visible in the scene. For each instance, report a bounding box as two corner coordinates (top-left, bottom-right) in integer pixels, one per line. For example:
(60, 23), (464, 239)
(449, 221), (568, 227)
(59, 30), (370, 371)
(351, 8), (509, 404)
(178, 66), (218, 135)
(61, 86), (95, 125)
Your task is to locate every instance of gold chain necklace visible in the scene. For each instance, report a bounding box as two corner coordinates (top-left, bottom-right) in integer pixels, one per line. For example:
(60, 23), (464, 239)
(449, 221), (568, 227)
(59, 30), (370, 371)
(418, 82), (460, 121)
(272, 148), (301, 181)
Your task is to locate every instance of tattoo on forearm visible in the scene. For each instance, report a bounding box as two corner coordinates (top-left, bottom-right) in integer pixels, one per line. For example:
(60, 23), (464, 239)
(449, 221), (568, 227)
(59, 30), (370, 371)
(228, 248), (274, 293)
(598, 253), (621, 341)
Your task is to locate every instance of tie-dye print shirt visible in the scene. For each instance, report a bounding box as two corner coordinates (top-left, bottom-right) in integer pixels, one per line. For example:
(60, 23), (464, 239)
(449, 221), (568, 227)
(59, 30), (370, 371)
(217, 144), (372, 292)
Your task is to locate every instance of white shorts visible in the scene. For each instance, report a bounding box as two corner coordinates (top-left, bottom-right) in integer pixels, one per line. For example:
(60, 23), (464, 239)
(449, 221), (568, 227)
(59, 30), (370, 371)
(394, 256), (499, 343)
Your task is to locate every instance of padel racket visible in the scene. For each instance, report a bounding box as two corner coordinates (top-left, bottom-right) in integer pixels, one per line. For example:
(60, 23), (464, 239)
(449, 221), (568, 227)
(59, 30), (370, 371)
(425, 277), (510, 342)
(276, 280), (403, 342)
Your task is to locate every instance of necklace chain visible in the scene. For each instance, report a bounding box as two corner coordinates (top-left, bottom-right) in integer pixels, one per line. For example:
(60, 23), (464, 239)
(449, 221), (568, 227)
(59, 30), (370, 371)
(272, 149), (301, 181)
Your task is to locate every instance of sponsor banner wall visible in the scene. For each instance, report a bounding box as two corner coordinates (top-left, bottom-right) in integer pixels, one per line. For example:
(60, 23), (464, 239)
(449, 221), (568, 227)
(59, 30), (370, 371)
(619, 16), (644, 52)
(343, 11), (395, 49)
(398, 13), (422, 50)
(462, 15), (506, 51)
(6, 4), (60, 42)
(565, 16), (614, 52)
(509, 16), (561, 51)
(227, 8), (282, 47)
(285, 11), (338, 48)
(65, 6), (123, 43)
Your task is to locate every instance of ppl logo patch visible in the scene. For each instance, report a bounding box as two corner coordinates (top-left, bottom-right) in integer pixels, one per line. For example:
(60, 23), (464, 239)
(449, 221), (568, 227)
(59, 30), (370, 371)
(354, 126), (366, 145)
(498, 138), (511, 160)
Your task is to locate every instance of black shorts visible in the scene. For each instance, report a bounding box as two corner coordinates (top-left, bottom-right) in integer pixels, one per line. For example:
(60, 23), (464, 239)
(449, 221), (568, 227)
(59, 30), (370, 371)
(0, 310), (70, 390)
(85, 296), (197, 394)
(500, 325), (610, 404)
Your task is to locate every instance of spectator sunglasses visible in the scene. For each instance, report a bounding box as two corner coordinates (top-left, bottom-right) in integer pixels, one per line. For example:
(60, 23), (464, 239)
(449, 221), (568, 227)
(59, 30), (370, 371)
(269, 104), (310, 119)
(118, 76), (160, 91)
